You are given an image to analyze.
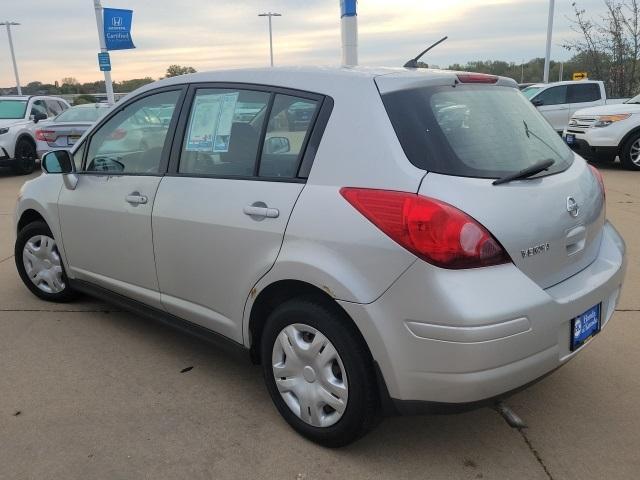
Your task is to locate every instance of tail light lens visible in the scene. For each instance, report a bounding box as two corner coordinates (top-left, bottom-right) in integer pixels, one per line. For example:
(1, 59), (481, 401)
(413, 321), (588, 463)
(109, 128), (127, 140)
(588, 164), (605, 199)
(35, 129), (56, 142)
(456, 73), (498, 84)
(340, 188), (511, 269)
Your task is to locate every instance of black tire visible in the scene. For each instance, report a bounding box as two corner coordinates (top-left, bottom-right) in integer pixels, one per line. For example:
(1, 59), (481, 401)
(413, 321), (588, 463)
(260, 295), (379, 447)
(12, 137), (37, 175)
(15, 221), (76, 302)
(621, 133), (640, 171)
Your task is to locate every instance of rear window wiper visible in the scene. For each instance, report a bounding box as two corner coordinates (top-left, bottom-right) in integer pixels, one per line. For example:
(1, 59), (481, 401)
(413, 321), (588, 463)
(492, 158), (555, 185)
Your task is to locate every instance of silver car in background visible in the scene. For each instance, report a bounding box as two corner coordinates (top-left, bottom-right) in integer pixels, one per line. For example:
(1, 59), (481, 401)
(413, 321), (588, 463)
(14, 67), (627, 447)
(35, 103), (111, 158)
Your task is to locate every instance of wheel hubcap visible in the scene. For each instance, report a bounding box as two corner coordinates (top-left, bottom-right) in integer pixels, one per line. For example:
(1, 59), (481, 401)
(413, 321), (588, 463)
(630, 139), (640, 166)
(272, 323), (348, 427)
(22, 235), (65, 294)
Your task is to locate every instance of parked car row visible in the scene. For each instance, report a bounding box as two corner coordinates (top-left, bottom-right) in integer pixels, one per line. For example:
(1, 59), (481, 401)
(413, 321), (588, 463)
(0, 95), (71, 174)
(524, 79), (640, 170)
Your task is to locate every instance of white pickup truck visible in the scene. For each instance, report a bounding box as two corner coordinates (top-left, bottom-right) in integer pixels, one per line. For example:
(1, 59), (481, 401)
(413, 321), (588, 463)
(522, 80), (627, 132)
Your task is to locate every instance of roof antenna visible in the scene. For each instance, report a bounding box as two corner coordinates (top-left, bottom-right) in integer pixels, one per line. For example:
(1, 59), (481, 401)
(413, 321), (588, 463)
(403, 36), (448, 69)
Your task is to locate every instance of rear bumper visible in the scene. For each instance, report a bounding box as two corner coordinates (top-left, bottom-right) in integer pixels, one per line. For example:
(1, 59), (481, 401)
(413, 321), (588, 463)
(340, 222), (626, 407)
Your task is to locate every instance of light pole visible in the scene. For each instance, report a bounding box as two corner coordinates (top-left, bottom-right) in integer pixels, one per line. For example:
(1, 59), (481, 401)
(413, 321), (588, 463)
(340, 0), (358, 66)
(258, 12), (281, 67)
(93, 0), (115, 105)
(1, 21), (22, 95)
(543, 0), (555, 83)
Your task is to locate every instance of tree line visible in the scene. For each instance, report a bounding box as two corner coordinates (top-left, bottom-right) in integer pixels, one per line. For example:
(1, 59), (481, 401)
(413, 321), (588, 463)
(2, 65), (197, 99)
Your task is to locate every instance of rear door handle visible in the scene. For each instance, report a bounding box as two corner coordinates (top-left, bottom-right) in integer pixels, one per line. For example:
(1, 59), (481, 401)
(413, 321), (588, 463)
(126, 193), (148, 205)
(243, 205), (279, 218)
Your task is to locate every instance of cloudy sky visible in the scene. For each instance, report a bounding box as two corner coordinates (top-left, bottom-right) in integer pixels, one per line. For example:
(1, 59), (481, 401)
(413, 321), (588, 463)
(0, 0), (607, 85)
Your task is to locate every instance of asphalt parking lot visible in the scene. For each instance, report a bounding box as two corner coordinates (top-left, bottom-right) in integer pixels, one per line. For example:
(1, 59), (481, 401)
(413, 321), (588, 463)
(0, 164), (638, 480)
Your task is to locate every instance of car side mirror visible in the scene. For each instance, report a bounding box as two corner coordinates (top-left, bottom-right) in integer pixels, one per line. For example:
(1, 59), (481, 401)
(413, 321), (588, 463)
(42, 150), (74, 174)
(265, 136), (291, 154)
(531, 99), (544, 107)
(32, 112), (48, 123)
(42, 150), (79, 190)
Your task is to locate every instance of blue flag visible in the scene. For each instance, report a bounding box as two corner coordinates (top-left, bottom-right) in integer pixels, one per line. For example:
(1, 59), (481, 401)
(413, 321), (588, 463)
(340, 0), (357, 17)
(104, 8), (135, 50)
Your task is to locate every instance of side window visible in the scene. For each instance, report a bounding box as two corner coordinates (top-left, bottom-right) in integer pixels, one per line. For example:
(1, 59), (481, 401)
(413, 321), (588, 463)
(45, 100), (62, 116)
(85, 89), (180, 174)
(259, 94), (319, 178)
(535, 86), (567, 106)
(30, 100), (48, 117)
(57, 100), (69, 112)
(179, 89), (270, 176)
(568, 84), (601, 103)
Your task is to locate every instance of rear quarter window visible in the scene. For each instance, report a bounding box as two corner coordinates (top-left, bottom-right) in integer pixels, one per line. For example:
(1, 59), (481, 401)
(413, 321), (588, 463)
(381, 84), (574, 179)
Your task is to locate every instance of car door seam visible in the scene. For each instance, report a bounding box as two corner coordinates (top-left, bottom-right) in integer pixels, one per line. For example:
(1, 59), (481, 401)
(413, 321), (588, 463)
(240, 182), (307, 345)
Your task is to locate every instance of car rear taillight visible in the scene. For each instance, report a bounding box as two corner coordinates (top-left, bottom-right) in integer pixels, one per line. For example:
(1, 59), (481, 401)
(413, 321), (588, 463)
(340, 188), (511, 269)
(110, 128), (127, 140)
(456, 73), (498, 84)
(588, 165), (605, 199)
(35, 129), (56, 142)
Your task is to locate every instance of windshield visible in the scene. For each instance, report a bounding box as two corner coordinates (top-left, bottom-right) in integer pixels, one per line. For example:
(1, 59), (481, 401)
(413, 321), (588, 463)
(625, 94), (640, 104)
(521, 86), (543, 99)
(0, 100), (28, 119)
(55, 106), (108, 123)
(381, 84), (574, 179)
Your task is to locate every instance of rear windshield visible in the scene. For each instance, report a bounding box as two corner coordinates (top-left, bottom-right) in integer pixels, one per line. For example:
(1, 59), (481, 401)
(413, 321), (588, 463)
(381, 84), (574, 179)
(56, 106), (108, 123)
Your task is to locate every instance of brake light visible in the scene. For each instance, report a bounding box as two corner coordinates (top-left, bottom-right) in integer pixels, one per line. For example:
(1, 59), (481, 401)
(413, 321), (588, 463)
(35, 129), (56, 142)
(456, 73), (498, 84)
(110, 128), (127, 140)
(340, 188), (511, 269)
(588, 164), (605, 199)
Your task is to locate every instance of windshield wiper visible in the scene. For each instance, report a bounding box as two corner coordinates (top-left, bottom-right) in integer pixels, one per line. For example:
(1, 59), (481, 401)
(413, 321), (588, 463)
(493, 158), (555, 185)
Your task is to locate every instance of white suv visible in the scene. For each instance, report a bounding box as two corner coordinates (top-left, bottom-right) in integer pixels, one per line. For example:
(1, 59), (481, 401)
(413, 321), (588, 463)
(563, 93), (640, 170)
(14, 68), (626, 446)
(0, 95), (70, 174)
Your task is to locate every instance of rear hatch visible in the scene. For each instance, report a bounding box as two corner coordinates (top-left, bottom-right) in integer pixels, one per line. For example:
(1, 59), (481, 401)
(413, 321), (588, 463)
(377, 74), (605, 288)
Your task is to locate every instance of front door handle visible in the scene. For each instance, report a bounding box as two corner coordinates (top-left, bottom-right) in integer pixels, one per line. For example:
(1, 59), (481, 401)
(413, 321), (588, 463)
(126, 192), (148, 205)
(243, 205), (279, 218)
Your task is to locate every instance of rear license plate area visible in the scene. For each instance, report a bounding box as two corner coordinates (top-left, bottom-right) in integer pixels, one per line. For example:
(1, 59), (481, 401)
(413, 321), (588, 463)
(570, 303), (601, 351)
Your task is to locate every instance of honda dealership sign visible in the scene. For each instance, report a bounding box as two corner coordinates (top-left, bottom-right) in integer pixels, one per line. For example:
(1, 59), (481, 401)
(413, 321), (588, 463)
(103, 8), (135, 50)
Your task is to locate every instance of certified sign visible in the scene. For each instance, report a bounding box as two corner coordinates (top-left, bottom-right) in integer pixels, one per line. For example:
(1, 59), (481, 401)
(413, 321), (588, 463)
(103, 8), (135, 51)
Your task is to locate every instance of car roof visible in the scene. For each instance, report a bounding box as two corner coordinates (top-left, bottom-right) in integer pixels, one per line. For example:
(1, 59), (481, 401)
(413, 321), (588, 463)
(0, 95), (31, 100)
(125, 66), (516, 102)
(526, 80), (599, 88)
(69, 103), (110, 108)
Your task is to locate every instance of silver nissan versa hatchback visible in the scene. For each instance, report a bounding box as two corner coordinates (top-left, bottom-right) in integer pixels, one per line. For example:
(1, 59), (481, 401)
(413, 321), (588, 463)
(14, 67), (626, 446)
